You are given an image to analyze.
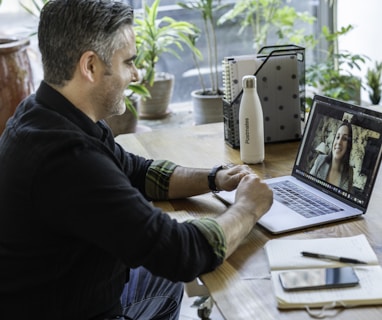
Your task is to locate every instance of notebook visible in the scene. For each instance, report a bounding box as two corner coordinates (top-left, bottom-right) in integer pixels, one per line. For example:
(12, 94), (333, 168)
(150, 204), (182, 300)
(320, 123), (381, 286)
(216, 95), (382, 233)
(222, 54), (260, 103)
(264, 234), (382, 309)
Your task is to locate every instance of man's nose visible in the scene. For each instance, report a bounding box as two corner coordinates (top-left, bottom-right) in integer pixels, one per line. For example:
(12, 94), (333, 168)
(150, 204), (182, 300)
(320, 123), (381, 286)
(131, 65), (139, 82)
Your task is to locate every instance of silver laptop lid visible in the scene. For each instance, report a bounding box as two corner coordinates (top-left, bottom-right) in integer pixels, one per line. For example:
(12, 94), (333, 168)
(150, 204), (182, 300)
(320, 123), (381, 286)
(292, 95), (382, 212)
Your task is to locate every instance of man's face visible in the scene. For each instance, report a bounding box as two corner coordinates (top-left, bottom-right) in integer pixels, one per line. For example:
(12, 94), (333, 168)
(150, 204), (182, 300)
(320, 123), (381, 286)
(93, 25), (138, 119)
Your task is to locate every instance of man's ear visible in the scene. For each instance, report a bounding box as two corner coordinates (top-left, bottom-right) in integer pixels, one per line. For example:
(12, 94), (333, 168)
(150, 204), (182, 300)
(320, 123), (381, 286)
(79, 51), (101, 83)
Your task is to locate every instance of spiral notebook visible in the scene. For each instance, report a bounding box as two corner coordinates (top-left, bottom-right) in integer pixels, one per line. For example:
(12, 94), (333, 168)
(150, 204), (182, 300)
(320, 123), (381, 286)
(222, 54), (261, 103)
(216, 95), (382, 234)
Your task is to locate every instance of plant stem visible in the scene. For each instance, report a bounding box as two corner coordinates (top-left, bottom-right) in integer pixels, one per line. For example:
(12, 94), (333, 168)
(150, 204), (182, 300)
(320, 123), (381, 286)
(204, 15), (214, 92)
(211, 16), (219, 93)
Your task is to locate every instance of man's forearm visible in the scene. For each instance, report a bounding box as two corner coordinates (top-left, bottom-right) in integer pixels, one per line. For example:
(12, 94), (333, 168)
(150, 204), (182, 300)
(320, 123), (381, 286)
(215, 203), (257, 258)
(168, 166), (210, 199)
(169, 168), (272, 260)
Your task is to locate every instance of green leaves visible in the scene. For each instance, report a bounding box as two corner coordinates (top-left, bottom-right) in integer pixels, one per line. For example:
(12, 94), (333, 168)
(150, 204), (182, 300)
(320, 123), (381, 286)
(306, 24), (369, 105)
(18, 0), (49, 17)
(366, 61), (382, 104)
(177, 0), (228, 94)
(125, 83), (151, 117)
(217, 0), (316, 51)
(134, 0), (201, 86)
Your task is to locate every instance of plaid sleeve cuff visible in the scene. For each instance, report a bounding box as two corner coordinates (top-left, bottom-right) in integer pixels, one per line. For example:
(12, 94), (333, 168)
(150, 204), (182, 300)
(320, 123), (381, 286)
(145, 160), (178, 200)
(188, 218), (227, 262)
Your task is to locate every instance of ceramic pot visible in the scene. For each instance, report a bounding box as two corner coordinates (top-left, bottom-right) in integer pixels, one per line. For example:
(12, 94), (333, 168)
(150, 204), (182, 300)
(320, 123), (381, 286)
(139, 73), (174, 119)
(191, 90), (224, 125)
(0, 37), (34, 135)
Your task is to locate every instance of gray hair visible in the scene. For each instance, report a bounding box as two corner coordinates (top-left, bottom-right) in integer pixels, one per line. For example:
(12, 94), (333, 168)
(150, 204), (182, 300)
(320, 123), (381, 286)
(38, 0), (134, 86)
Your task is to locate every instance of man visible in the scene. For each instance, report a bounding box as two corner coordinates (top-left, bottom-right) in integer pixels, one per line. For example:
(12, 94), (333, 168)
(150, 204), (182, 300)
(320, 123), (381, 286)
(0, 0), (273, 319)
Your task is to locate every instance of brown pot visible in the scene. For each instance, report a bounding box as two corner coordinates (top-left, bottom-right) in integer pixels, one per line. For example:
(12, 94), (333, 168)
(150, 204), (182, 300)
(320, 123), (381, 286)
(0, 37), (34, 135)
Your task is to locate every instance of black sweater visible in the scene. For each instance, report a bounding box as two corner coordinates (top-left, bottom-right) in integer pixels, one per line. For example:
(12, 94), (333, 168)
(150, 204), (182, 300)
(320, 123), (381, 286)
(0, 82), (220, 319)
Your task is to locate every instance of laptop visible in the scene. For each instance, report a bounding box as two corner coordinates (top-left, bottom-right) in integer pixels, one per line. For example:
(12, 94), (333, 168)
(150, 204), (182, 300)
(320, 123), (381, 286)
(216, 95), (382, 234)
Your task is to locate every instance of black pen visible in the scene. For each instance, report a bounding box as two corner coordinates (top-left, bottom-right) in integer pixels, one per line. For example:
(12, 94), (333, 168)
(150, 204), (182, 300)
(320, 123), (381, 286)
(301, 251), (367, 264)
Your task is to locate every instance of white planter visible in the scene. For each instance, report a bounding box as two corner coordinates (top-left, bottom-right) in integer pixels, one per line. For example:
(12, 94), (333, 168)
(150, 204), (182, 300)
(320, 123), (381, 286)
(191, 90), (224, 125)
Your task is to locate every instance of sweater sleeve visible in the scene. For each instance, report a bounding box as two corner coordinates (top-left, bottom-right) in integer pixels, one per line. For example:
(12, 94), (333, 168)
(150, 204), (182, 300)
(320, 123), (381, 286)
(145, 160), (227, 262)
(145, 160), (178, 200)
(188, 218), (227, 262)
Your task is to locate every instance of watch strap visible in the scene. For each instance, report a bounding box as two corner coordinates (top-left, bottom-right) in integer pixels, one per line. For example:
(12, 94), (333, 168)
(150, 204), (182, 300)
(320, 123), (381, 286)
(208, 165), (225, 192)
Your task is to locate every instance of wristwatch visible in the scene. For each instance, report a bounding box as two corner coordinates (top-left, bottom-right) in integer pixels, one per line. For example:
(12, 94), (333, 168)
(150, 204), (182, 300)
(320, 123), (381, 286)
(208, 165), (225, 192)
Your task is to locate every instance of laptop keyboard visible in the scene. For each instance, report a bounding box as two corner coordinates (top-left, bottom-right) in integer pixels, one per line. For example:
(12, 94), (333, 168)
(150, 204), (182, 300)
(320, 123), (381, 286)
(269, 180), (343, 218)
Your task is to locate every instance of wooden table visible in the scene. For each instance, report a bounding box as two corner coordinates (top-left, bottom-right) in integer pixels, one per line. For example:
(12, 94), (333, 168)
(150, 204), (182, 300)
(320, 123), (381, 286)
(116, 122), (382, 320)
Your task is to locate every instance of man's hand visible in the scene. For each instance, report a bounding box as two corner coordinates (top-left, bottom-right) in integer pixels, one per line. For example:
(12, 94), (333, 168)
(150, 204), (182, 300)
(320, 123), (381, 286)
(215, 173), (273, 258)
(215, 165), (253, 191)
(234, 173), (273, 219)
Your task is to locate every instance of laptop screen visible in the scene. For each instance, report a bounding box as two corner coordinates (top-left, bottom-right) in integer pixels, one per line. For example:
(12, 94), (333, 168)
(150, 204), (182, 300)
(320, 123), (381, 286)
(293, 95), (382, 210)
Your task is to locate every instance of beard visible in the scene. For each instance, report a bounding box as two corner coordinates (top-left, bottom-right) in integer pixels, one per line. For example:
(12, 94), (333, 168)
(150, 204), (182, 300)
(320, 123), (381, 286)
(92, 80), (127, 120)
(109, 95), (126, 116)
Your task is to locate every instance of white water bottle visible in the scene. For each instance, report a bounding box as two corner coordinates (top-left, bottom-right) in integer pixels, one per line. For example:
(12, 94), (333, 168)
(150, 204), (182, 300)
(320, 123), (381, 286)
(239, 75), (264, 164)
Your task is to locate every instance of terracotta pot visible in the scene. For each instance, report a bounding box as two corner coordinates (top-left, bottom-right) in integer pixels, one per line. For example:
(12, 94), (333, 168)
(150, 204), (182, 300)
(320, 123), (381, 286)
(139, 73), (174, 119)
(0, 37), (34, 135)
(191, 90), (224, 125)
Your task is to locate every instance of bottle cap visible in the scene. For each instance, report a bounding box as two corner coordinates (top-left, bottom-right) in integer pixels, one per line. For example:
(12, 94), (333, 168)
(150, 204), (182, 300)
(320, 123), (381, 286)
(242, 75), (256, 89)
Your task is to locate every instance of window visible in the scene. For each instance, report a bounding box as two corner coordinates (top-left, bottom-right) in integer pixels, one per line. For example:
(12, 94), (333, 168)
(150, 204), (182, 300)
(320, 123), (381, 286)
(127, 0), (333, 103)
(0, 0), (334, 104)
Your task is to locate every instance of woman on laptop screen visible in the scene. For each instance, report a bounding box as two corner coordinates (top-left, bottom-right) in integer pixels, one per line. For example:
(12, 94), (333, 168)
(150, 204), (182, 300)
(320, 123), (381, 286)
(310, 120), (353, 191)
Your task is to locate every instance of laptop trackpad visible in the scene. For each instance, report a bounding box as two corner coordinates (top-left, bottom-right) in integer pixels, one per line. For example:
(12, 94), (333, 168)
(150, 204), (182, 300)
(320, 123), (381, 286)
(257, 201), (308, 233)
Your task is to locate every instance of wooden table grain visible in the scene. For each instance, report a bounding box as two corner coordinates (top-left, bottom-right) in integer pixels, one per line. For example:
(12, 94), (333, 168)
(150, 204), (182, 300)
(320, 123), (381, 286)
(116, 122), (382, 320)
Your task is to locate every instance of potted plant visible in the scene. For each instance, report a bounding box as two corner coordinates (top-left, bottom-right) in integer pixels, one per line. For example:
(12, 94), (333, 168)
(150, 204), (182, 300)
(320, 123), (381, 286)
(215, 0), (317, 123)
(134, 0), (201, 119)
(366, 61), (382, 105)
(306, 25), (368, 108)
(177, 0), (230, 125)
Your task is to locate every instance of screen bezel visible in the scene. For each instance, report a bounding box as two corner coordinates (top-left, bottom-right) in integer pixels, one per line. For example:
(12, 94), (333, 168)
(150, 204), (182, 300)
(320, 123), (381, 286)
(292, 95), (382, 211)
